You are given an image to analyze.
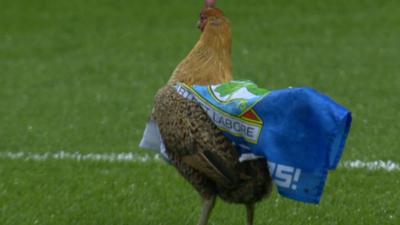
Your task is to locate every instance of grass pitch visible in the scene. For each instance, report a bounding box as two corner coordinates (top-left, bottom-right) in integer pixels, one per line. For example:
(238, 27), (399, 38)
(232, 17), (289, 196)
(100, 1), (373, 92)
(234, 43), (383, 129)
(0, 0), (399, 224)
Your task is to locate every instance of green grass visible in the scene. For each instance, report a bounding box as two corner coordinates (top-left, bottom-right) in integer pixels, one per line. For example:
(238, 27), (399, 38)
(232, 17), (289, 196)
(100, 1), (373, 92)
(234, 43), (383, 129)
(0, 0), (399, 224)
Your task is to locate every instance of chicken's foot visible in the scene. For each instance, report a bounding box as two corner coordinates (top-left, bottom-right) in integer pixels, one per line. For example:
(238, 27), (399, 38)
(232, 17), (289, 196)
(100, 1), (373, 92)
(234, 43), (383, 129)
(197, 195), (216, 225)
(246, 203), (255, 225)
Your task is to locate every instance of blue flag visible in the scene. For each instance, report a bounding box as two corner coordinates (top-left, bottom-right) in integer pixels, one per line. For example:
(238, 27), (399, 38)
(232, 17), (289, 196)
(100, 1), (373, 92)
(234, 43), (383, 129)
(175, 80), (352, 204)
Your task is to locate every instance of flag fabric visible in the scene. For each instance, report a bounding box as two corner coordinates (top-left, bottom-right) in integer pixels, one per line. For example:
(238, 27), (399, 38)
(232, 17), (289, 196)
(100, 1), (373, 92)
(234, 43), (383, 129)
(174, 80), (352, 204)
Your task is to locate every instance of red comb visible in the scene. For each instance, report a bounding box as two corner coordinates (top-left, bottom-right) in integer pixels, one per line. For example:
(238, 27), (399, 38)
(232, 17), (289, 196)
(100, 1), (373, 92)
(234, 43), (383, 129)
(205, 0), (216, 7)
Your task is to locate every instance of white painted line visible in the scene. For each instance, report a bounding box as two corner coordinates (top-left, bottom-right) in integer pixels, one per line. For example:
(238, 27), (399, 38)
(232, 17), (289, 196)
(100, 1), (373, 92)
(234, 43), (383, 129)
(342, 160), (400, 172)
(0, 151), (398, 172)
(0, 151), (161, 162)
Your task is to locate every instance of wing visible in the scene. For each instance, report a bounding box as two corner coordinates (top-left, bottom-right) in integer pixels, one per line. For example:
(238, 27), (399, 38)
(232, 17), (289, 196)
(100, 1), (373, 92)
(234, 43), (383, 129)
(152, 85), (240, 187)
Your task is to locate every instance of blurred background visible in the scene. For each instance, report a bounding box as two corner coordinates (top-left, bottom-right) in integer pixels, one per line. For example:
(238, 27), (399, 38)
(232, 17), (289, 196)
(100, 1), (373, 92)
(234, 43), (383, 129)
(0, 0), (399, 224)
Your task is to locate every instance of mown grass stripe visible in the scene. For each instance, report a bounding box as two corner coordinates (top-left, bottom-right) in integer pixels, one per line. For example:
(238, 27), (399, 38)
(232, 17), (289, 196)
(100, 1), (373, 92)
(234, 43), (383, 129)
(0, 151), (399, 172)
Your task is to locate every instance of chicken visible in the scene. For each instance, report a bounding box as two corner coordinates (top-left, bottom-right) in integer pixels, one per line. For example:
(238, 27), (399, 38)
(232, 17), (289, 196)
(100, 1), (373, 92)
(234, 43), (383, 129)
(151, 1), (272, 225)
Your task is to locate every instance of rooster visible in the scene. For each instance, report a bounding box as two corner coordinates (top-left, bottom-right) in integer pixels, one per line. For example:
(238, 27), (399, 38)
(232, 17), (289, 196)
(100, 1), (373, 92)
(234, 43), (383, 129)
(151, 1), (272, 225)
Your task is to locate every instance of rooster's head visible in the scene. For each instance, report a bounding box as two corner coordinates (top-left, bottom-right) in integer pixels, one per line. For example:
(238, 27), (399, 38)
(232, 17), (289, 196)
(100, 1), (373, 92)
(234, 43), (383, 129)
(198, 0), (226, 32)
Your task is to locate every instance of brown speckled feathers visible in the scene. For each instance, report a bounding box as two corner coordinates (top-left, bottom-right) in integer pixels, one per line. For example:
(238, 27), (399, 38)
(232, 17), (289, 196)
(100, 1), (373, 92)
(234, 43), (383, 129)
(152, 85), (272, 204)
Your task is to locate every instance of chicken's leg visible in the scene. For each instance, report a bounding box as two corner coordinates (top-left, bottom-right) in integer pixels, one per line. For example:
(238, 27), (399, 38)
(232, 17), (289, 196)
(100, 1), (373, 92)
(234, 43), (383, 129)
(197, 195), (216, 225)
(246, 203), (255, 225)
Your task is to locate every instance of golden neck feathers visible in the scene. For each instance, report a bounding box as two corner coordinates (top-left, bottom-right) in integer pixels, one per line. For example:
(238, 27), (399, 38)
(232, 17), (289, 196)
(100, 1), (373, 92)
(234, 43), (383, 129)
(168, 12), (232, 86)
